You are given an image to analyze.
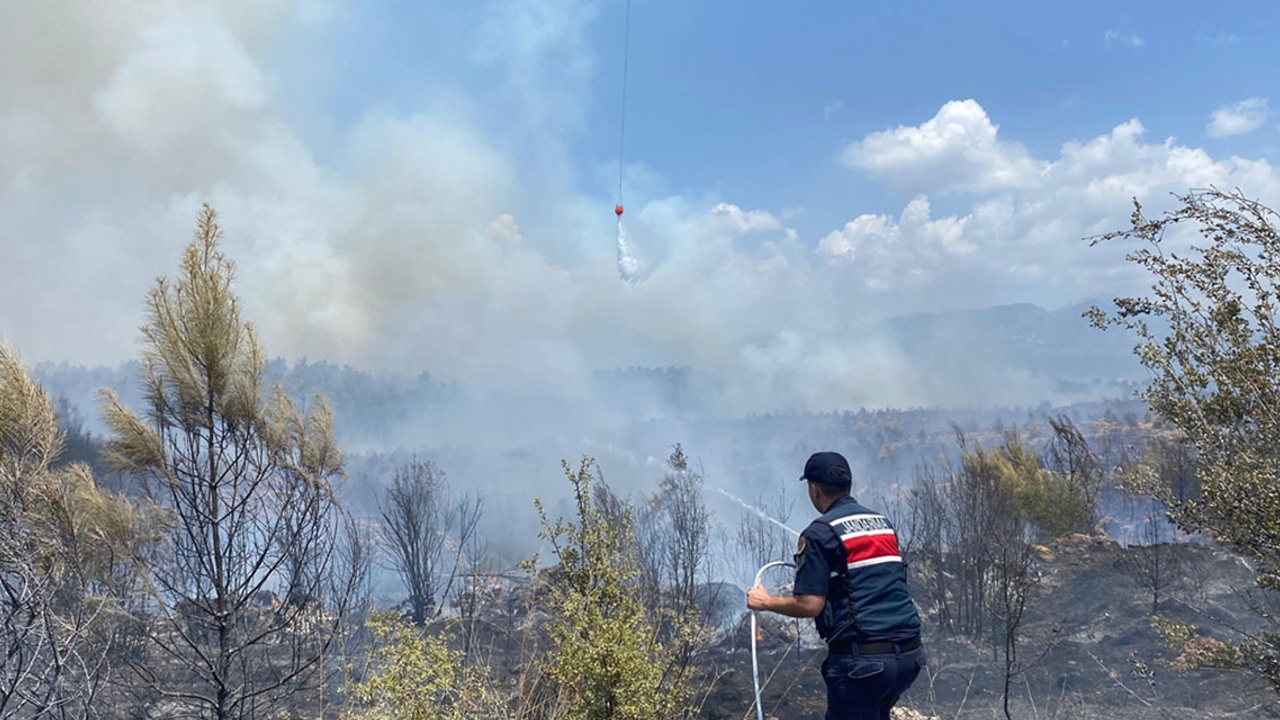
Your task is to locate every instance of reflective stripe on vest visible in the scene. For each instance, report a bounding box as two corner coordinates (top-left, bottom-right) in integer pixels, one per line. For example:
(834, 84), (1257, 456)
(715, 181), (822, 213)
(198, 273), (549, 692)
(826, 512), (902, 570)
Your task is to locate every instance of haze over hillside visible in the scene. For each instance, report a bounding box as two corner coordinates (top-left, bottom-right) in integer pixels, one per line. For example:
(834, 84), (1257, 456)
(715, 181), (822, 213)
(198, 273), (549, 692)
(37, 299), (1145, 435)
(36, 299), (1148, 557)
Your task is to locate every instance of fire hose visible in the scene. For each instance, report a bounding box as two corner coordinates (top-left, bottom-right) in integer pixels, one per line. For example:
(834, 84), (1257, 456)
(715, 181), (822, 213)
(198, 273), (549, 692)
(750, 561), (795, 720)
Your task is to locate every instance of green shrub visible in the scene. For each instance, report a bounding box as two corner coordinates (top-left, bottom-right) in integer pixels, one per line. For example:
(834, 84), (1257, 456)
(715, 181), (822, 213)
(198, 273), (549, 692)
(961, 438), (1091, 542)
(534, 458), (705, 720)
(344, 611), (502, 720)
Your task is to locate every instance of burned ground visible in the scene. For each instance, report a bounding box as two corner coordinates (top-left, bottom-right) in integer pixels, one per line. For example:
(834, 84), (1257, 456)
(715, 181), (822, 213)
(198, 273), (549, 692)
(696, 536), (1279, 719)
(95, 534), (1280, 719)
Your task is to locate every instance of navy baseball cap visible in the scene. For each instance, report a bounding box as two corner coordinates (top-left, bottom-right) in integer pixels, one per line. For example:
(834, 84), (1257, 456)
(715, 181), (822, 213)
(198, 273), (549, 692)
(800, 451), (852, 486)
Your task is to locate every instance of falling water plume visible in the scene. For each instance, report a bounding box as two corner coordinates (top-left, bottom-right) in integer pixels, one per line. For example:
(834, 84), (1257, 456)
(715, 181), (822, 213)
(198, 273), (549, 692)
(616, 219), (642, 283)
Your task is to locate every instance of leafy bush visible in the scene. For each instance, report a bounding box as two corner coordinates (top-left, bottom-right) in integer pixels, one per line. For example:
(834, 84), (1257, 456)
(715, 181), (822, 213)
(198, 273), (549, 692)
(344, 611), (502, 720)
(534, 457), (705, 720)
(961, 437), (1092, 542)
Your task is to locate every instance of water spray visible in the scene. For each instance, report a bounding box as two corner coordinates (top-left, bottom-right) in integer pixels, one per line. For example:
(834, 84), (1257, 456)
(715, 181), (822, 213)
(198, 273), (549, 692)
(750, 560), (795, 720)
(709, 486), (800, 537)
(616, 219), (642, 282)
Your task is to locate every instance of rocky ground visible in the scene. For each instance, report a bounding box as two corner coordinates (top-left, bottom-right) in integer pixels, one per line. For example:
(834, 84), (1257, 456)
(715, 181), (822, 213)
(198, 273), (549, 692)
(700, 535), (1280, 719)
(261, 533), (1279, 720)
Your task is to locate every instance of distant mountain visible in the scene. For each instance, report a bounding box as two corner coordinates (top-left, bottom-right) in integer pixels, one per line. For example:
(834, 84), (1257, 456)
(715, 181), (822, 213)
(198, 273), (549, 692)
(878, 300), (1145, 390)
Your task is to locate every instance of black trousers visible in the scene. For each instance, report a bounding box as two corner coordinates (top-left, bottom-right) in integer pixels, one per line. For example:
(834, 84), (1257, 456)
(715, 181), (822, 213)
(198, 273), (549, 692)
(821, 645), (926, 720)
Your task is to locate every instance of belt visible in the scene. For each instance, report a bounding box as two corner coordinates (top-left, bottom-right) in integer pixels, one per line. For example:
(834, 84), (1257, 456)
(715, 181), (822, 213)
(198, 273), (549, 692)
(828, 636), (921, 656)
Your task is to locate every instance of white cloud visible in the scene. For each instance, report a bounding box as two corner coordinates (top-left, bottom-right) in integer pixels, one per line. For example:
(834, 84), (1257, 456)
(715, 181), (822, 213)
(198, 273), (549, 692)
(707, 202), (781, 234)
(1104, 29), (1145, 47)
(818, 197), (971, 290)
(1208, 97), (1270, 138)
(488, 213), (522, 244)
(829, 100), (1280, 300)
(842, 99), (1045, 196)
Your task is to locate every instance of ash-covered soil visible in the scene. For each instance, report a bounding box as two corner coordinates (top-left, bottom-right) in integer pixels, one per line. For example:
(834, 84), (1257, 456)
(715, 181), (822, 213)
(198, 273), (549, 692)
(376, 535), (1280, 720)
(699, 536), (1280, 719)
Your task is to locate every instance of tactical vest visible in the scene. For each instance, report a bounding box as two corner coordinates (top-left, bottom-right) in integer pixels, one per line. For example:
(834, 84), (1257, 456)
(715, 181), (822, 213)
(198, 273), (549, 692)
(812, 499), (921, 644)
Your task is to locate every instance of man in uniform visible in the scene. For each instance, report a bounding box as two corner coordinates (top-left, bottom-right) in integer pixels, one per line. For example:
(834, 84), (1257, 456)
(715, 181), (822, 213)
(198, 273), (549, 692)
(747, 451), (925, 720)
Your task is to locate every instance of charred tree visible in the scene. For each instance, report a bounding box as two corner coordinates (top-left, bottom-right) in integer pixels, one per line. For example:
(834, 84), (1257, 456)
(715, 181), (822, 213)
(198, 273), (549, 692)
(378, 458), (483, 625)
(102, 205), (358, 720)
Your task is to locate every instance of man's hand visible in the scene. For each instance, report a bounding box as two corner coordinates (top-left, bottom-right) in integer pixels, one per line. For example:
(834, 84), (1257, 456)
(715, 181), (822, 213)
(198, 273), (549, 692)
(746, 580), (772, 611)
(746, 582), (825, 619)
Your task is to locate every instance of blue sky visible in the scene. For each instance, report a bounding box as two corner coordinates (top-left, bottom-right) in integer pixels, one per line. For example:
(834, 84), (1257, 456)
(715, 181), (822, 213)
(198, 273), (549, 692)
(288, 0), (1280, 236)
(3, 0), (1280, 410)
